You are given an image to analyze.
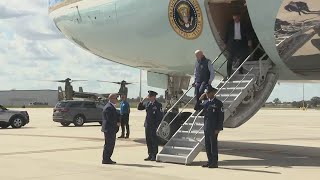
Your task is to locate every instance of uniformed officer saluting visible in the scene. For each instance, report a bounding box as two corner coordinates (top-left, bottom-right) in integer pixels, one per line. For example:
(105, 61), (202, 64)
(137, 90), (163, 161)
(199, 85), (224, 168)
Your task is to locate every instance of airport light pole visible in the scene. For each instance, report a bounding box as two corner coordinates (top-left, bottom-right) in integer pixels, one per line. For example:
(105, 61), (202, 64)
(139, 69), (142, 101)
(302, 83), (305, 109)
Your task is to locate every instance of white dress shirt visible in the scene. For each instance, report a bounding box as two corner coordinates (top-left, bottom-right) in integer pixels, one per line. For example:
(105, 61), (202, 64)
(234, 22), (242, 40)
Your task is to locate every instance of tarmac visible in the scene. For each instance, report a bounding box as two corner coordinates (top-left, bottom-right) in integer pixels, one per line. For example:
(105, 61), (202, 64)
(0, 108), (319, 180)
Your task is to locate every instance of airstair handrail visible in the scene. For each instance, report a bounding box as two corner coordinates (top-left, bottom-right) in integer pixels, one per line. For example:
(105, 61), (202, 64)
(188, 44), (262, 135)
(221, 67), (254, 104)
(212, 48), (227, 64)
(157, 48), (228, 138)
(162, 86), (194, 119)
(191, 69), (254, 140)
(215, 44), (261, 95)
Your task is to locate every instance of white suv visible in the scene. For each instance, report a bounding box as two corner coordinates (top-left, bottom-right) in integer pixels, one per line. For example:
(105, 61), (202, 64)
(0, 105), (30, 129)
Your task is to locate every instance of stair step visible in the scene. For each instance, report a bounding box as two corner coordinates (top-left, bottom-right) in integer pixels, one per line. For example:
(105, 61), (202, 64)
(183, 123), (204, 126)
(156, 154), (187, 164)
(161, 146), (193, 156)
(169, 138), (198, 145)
(226, 75), (255, 81)
(216, 95), (239, 102)
(216, 94), (239, 97)
(178, 130), (204, 134)
(164, 146), (194, 151)
(218, 88), (244, 94)
(217, 82), (249, 88)
(174, 130), (204, 139)
(187, 117), (204, 124)
(222, 100), (234, 105)
(222, 80), (252, 84)
(180, 123), (204, 131)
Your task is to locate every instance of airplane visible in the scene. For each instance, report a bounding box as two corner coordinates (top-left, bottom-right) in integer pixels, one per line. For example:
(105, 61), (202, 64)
(48, 0), (320, 163)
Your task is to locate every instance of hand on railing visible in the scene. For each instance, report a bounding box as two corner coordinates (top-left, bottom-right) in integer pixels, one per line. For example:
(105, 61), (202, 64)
(157, 47), (231, 140)
(188, 44), (262, 139)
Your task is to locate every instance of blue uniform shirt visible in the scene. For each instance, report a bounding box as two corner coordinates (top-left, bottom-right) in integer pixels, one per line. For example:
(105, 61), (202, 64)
(120, 101), (130, 115)
(137, 101), (163, 129)
(201, 98), (224, 134)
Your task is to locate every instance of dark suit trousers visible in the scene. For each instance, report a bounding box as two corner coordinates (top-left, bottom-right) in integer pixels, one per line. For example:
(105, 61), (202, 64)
(204, 132), (219, 165)
(120, 114), (130, 137)
(145, 127), (158, 158)
(103, 131), (116, 161)
(227, 41), (249, 77)
(195, 82), (208, 110)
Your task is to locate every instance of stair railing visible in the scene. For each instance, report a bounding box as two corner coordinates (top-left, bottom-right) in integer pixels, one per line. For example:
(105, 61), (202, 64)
(156, 48), (227, 139)
(187, 44), (262, 140)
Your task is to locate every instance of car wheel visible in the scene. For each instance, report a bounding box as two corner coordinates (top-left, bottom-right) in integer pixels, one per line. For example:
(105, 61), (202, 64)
(0, 124), (10, 129)
(61, 122), (71, 127)
(10, 116), (25, 128)
(73, 115), (85, 127)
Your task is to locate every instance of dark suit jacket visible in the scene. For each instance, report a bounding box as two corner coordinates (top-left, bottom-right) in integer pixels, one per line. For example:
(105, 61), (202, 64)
(101, 102), (120, 133)
(224, 20), (252, 51)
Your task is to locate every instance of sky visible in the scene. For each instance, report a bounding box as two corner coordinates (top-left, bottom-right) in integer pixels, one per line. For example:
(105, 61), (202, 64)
(0, 0), (319, 102)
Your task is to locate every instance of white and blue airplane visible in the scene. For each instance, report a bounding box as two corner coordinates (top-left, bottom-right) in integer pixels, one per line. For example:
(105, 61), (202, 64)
(49, 0), (320, 143)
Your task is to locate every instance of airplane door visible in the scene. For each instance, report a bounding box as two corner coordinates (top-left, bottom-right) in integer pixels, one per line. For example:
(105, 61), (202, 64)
(245, 0), (283, 64)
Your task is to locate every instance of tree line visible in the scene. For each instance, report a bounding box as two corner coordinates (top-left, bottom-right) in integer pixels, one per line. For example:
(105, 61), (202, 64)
(267, 97), (320, 108)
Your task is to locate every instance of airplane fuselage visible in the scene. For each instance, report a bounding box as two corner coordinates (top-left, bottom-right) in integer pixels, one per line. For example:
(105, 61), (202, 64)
(49, 0), (320, 82)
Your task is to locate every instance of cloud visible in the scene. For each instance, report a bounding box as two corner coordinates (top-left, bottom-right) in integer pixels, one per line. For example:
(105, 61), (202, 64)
(0, 0), (319, 101)
(0, 4), (34, 19)
(0, 0), (147, 98)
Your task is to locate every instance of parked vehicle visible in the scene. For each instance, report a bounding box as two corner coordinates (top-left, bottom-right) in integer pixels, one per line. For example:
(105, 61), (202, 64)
(0, 105), (30, 129)
(53, 100), (105, 127)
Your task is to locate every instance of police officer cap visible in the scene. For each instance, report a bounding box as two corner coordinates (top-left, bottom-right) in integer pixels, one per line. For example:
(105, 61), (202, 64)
(205, 85), (218, 93)
(148, 90), (158, 97)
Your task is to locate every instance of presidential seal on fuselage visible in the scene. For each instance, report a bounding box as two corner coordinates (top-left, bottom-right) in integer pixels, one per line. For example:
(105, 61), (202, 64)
(169, 0), (203, 40)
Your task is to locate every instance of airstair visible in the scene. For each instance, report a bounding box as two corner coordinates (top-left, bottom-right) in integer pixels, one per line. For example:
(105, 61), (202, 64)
(156, 44), (279, 165)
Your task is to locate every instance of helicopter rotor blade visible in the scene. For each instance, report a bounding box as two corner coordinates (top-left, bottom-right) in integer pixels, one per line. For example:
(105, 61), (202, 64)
(71, 80), (88, 82)
(97, 80), (121, 84)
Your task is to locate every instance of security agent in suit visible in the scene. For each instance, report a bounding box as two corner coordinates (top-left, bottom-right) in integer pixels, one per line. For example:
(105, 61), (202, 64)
(137, 90), (163, 161)
(101, 94), (121, 164)
(199, 85), (224, 168)
(224, 10), (253, 78)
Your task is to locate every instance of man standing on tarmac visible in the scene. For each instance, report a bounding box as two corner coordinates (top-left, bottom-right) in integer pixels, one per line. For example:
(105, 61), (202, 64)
(137, 90), (163, 161)
(199, 85), (224, 168)
(118, 94), (130, 139)
(101, 94), (121, 165)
